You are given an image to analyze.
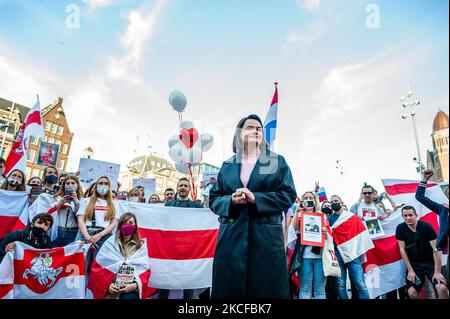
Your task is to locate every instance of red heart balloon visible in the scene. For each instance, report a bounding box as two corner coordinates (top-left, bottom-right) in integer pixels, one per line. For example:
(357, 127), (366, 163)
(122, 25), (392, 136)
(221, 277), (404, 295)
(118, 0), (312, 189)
(179, 128), (199, 149)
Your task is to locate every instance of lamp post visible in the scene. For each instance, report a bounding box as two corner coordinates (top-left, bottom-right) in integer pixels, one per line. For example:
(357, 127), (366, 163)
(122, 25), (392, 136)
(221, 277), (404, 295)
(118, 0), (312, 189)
(0, 103), (18, 158)
(400, 85), (424, 174)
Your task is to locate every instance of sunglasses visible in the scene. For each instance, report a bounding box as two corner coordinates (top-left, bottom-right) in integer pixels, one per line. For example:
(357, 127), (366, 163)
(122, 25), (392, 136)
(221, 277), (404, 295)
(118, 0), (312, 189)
(363, 192), (373, 195)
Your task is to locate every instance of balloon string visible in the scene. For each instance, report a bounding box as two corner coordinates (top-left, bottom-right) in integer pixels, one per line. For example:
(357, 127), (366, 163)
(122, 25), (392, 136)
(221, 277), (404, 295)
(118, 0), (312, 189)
(188, 163), (197, 200)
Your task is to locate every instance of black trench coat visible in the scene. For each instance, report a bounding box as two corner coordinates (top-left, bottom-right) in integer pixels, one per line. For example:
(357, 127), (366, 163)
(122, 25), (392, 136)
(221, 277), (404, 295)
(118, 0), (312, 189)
(209, 150), (297, 299)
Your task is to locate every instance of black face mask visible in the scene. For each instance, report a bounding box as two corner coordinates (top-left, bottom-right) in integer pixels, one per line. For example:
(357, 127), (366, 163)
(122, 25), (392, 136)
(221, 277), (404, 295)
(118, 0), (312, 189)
(31, 226), (46, 238)
(331, 203), (341, 212)
(302, 200), (315, 208)
(321, 207), (332, 215)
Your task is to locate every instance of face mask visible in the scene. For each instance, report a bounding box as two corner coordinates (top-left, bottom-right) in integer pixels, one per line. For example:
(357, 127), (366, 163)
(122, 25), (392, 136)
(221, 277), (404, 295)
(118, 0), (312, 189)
(331, 203), (341, 212)
(0, 168), (4, 175)
(8, 178), (21, 186)
(129, 196), (139, 202)
(31, 226), (46, 238)
(45, 174), (58, 185)
(321, 207), (332, 215)
(65, 185), (77, 192)
(120, 224), (136, 236)
(97, 185), (109, 196)
(302, 200), (315, 208)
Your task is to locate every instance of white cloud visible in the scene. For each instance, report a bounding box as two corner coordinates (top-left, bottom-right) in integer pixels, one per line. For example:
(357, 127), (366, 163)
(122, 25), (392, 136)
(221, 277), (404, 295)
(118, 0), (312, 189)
(83, 0), (116, 14)
(283, 15), (327, 53)
(296, 0), (321, 11)
(107, 0), (167, 81)
(0, 42), (58, 107)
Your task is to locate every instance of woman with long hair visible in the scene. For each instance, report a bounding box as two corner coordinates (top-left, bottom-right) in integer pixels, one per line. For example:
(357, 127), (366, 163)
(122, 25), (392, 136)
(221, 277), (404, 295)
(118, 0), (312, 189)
(209, 114), (297, 299)
(88, 212), (155, 299)
(291, 191), (330, 299)
(52, 175), (83, 246)
(76, 176), (118, 251)
(1, 169), (26, 192)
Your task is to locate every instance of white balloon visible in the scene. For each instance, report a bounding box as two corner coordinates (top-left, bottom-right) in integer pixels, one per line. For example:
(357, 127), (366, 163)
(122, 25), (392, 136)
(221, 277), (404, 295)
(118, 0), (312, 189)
(168, 135), (180, 148)
(199, 133), (214, 152)
(180, 120), (194, 130)
(175, 162), (191, 174)
(168, 143), (184, 162)
(182, 145), (203, 165)
(169, 90), (187, 113)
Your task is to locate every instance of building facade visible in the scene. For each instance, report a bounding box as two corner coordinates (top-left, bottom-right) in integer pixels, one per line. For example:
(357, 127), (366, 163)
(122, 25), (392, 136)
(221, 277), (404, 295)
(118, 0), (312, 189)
(119, 153), (220, 198)
(0, 96), (73, 179)
(426, 110), (449, 183)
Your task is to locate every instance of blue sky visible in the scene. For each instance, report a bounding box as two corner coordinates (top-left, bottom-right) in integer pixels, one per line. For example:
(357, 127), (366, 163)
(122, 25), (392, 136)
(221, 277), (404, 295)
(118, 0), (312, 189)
(0, 0), (448, 204)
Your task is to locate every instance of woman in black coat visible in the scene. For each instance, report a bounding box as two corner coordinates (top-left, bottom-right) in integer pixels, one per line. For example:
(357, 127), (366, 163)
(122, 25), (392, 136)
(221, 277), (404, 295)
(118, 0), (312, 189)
(209, 114), (297, 299)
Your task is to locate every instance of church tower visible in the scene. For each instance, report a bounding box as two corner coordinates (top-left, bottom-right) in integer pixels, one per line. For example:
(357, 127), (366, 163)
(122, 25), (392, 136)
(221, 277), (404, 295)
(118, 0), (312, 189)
(430, 111), (449, 182)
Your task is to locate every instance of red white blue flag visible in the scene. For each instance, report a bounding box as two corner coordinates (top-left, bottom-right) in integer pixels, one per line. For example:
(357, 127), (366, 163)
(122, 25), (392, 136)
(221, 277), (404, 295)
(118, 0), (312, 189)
(263, 83), (278, 151)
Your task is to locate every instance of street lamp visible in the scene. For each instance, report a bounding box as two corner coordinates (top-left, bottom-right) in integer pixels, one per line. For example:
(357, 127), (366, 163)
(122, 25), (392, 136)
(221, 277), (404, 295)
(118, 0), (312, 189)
(400, 85), (424, 174)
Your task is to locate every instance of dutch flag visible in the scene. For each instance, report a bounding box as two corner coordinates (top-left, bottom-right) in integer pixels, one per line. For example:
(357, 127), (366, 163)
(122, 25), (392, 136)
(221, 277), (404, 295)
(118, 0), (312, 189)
(263, 82), (278, 151)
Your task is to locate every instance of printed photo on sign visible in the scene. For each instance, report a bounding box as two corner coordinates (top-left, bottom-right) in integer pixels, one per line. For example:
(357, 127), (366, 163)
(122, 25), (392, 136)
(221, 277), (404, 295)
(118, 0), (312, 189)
(362, 208), (377, 219)
(300, 212), (325, 247)
(37, 142), (59, 167)
(364, 217), (385, 239)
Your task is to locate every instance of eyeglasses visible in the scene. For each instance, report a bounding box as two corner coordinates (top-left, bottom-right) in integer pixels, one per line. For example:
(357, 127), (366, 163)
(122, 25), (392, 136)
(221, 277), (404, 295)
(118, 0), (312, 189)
(363, 192), (373, 195)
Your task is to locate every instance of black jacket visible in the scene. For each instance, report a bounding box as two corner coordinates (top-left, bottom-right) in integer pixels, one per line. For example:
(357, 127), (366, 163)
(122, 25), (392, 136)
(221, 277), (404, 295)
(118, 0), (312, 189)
(0, 226), (53, 262)
(209, 151), (297, 299)
(415, 181), (449, 251)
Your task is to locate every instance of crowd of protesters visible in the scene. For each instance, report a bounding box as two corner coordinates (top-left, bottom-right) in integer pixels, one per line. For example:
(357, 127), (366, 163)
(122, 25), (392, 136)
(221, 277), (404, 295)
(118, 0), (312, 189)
(0, 115), (448, 300)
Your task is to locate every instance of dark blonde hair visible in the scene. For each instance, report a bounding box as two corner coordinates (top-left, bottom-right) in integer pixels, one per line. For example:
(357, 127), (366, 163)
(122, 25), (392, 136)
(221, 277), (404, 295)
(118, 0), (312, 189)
(84, 176), (116, 222)
(116, 212), (143, 249)
(1, 169), (26, 191)
(55, 175), (82, 200)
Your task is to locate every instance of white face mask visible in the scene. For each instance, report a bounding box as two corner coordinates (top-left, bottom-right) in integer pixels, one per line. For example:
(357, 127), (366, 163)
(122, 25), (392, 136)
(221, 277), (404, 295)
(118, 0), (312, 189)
(8, 178), (21, 186)
(97, 185), (109, 196)
(129, 196), (139, 202)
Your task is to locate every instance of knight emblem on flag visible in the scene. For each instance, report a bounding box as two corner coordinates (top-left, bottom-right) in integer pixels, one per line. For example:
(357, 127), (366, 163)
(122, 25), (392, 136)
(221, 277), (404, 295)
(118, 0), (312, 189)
(23, 252), (63, 288)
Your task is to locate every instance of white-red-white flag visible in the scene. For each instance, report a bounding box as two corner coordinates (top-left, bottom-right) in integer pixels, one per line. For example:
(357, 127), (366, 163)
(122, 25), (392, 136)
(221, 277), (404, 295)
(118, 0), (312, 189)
(86, 236), (157, 299)
(4, 96), (45, 176)
(363, 179), (447, 299)
(0, 190), (29, 238)
(331, 210), (374, 263)
(0, 241), (89, 299)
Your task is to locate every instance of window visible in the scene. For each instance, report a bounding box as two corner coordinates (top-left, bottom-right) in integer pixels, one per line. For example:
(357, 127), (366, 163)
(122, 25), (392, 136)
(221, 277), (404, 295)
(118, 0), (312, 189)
(58, 159), (65, 171)
(30, 136), (39, 145)
(62, 143), (69, 154)
(56, 126), (64, 136)
(50, 123), (57, 134)
(48, 137), (55, 144)
(54, 140), (62, 148)
(27, 149), (36, 163)
(44, 122), (51, 131)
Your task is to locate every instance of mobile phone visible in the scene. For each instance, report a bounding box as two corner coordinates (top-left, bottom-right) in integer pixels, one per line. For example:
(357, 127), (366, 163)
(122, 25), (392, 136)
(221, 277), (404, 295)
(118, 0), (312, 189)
(414, 277), (422, 286)
(64, 188), (74, 200)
